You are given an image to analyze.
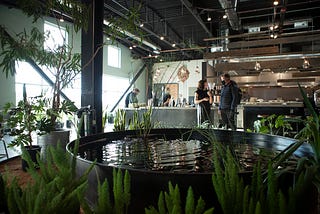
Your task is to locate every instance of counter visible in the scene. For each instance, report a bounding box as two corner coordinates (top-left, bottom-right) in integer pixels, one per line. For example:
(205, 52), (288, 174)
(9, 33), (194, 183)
(241, 102), (305, 131)
(123, 101), (305, 131)
(123, 107), (220, 128)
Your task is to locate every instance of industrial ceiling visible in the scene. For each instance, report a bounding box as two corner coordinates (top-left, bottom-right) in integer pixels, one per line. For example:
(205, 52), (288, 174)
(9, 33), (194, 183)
(102, 0), (320, 61)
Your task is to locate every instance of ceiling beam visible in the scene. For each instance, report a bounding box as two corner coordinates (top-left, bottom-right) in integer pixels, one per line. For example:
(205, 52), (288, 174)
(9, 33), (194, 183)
(180, 0), (213, 37)
(214, 58), (320, 72)
(228, 33), (320, 49)
(203, 46), (279, 59)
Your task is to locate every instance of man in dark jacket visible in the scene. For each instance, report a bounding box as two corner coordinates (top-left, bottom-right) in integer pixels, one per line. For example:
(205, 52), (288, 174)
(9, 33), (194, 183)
(125, 88), (140, 108)
(218, 73), (238, 130)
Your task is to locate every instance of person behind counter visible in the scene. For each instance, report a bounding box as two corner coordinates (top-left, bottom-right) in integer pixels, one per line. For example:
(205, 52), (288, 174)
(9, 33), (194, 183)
(162, 87), (171, 106)
(219, 73), (238, 130)
(194, 79), (213, 125)
(125, 88), (140, 108)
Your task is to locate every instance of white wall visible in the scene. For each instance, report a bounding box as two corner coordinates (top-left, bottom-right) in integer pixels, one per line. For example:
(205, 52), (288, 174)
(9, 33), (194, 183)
(0, 5), (37, 107)
(152, 59), (204, 103)
(102, 41), (145, 104)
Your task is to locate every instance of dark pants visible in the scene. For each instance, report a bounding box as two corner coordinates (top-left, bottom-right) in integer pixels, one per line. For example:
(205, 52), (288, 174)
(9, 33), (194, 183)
(197, 105), (211, 125)
(220, 109), (236, 130)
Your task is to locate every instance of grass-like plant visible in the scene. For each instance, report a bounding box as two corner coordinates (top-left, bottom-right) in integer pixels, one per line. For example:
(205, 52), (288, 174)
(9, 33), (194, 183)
(212, 144), (316, 214)
(145, 181), (214, 214)
(113, 109), (127, 131)
(2, 139), (94, 213)
(81, 168), (131, 214)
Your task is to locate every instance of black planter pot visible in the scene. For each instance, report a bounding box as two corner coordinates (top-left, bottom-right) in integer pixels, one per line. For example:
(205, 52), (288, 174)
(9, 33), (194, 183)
(21, 145), (41, 171)
(67, 128), (314, 213)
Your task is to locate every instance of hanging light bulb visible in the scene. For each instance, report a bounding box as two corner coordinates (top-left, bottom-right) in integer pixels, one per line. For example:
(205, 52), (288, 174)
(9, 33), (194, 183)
(195, 65), (200, 73)
(302, 58), (310, 69)
(207, 13), (212, 22)
(223, 14), (227, 19)
(273, 0), (279, 6)
(254, 61), (261, 71)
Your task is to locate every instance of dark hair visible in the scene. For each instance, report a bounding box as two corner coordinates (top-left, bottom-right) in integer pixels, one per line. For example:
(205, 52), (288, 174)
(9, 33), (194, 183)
(133, 88), (140, 93)
(223, 73), (231, 80)
(197, 79), (207, 90)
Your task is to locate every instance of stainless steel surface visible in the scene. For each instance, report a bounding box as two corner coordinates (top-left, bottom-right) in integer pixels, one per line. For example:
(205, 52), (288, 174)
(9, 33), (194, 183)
(315, 89), (320, 107)
(124, 107), (220, 128)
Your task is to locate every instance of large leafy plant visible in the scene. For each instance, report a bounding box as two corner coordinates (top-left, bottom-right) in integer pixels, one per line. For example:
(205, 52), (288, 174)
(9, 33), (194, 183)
(3, 84), (47, 148)
(0, 24), (79, 132)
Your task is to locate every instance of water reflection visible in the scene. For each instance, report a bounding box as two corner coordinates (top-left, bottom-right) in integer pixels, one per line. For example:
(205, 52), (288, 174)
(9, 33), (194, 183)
(78, 138), (298, 173)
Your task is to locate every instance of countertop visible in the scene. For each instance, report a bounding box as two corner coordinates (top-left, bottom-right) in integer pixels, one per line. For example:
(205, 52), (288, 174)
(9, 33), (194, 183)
(124, 101), (304, 110)
(240, 101), (304, 107)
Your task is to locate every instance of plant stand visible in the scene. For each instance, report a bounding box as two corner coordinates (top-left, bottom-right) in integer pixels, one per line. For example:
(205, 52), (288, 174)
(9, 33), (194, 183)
(21, 145), (41, 171)
(37, 129), (70, 161)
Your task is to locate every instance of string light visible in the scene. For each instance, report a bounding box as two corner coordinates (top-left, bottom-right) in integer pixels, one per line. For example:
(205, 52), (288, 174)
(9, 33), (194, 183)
(207, 13), (212, 22)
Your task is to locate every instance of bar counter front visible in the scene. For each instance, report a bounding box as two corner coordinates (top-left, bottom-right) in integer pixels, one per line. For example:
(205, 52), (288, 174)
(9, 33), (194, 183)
(123, 101), (305, 131)
(123, 106), (220, 128)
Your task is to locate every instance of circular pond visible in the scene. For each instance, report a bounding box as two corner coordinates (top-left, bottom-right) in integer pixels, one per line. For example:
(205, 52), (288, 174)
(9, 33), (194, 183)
(67, 128), (313, 213)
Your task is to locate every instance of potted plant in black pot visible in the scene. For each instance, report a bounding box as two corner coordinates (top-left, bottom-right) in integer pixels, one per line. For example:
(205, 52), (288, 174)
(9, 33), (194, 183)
(3, 84), (46, 171)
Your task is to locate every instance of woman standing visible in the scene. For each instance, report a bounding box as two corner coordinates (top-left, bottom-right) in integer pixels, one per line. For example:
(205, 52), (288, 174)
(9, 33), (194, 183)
(194, 79), (213, 126)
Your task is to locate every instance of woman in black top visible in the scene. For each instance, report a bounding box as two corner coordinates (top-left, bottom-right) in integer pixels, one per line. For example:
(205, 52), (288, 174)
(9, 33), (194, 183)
(194, 79), (213, 125)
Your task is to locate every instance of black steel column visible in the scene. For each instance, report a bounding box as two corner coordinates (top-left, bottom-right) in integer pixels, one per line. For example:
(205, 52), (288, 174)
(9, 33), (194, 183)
(202, 61), (207, 80)
(81, 0), (103, 134)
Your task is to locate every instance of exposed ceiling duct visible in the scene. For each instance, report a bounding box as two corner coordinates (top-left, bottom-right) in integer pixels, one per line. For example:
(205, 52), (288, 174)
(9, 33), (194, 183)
(218, 0), (241, 31)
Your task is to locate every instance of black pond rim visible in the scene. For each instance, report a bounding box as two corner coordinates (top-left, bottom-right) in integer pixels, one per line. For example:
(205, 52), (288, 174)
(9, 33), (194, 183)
(66, 128), (314, 175)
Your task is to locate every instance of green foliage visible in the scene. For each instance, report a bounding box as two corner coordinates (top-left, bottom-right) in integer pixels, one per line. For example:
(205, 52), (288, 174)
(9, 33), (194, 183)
(292, 84), (320, 191)
(211, 142), (319, 214)
(145, 181), (214, 214)
(3, 88), (47, 148)
(0, 2), (82, 130)
(250, 114), (293, 136)
(2, 140), (94, 213)
(113, 109), (126, 131)
(0, 173), (8, 213)
(104, 4), (145, 45)
(128, 107), (154, 139)
(82, 168), (131, 214)
(16, 0), (89, 32)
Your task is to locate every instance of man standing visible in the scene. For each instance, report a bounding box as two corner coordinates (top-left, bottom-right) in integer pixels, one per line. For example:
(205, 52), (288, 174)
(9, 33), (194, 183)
(125, 88), (140, 108)
(218, 73), (238, 130)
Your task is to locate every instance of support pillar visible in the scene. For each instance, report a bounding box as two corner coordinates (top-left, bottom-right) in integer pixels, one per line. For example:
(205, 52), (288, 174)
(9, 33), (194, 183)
(81, 0), (104, 134)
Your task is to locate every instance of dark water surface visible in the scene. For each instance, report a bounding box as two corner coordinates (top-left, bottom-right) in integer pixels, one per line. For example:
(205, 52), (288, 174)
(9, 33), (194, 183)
(78, 137), (298, 173)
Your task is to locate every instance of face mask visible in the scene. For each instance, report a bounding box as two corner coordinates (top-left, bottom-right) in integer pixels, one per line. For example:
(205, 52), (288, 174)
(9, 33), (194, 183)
(221, 80), (225, 85)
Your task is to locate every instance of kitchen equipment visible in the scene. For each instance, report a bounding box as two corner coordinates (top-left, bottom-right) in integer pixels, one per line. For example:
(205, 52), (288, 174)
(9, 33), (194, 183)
(314, 89), (320, 107)
(249, 97), (257, 102)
